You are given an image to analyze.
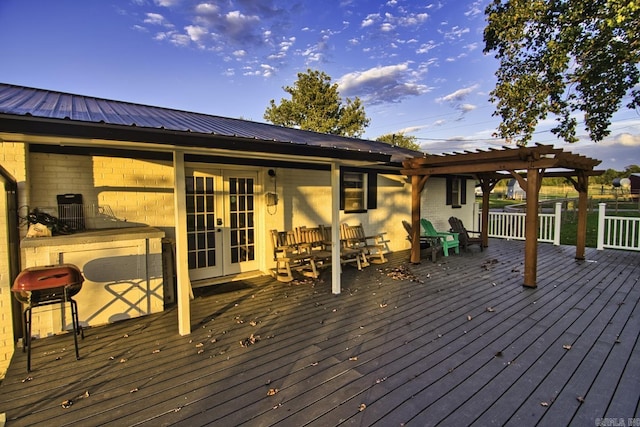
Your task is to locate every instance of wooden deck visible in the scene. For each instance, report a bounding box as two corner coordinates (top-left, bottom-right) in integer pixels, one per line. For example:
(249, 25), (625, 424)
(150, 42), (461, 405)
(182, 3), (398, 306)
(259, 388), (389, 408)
(1, 239), (639, 426)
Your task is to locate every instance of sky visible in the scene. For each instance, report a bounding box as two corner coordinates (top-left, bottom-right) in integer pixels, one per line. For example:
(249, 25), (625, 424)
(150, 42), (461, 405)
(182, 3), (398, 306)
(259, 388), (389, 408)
(1, 0), (639, 172)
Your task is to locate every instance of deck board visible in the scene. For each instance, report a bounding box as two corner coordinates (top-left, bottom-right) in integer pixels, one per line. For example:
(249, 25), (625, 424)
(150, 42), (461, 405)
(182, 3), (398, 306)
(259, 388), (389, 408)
(1, 239), (639, 426)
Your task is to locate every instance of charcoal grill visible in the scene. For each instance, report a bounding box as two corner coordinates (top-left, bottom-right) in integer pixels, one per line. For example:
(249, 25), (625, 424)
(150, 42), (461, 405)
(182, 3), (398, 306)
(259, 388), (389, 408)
(12, 264), (84, 372)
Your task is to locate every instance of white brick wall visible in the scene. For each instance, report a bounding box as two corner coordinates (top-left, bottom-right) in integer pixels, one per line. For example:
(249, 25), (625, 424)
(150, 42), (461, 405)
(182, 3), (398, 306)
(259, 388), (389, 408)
(0, 141), (27, 379)
(29, 153), (175, 236)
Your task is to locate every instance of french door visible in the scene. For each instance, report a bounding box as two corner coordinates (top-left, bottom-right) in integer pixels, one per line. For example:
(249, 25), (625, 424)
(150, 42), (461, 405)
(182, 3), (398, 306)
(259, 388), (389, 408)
(185, 170), (258, 281)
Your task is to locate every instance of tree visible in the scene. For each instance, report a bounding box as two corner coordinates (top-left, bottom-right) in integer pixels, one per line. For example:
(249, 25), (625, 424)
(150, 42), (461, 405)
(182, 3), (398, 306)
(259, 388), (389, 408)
(264, 69), (370, 138)
(376, 132), (422, 151)
(484, 0), (640, 145)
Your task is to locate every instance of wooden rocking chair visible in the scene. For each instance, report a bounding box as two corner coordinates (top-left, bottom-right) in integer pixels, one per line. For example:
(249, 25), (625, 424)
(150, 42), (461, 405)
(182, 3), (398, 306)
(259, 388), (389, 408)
(341, 223), (387, 264)
(270, 229), (318, 282)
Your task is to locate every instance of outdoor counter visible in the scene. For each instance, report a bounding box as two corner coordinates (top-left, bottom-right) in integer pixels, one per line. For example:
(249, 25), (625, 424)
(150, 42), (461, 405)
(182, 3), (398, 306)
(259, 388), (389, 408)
(20, 226), (165, 338)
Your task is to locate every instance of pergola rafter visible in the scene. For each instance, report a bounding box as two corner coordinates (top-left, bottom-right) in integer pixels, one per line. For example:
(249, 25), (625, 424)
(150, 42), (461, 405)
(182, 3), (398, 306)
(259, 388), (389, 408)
(401, 144), (602, 288)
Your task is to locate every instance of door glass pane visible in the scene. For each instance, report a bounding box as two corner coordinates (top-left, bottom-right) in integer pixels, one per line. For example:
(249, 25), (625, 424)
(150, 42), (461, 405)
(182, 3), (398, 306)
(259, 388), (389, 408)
(186, 174), (217, 271)
(228, 176), (255, 264)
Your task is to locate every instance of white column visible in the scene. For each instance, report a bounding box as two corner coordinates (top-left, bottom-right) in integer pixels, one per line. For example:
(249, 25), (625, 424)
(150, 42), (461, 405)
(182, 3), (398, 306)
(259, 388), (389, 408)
(173, 151), (191, 335)
(553, 202), (562, 245)
(331, 162), (341, 294)
(597, 202), (606, 250)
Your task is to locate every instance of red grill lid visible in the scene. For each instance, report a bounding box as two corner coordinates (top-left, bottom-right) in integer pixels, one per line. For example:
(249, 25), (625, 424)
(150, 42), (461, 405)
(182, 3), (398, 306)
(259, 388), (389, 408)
(12, 264), (84, 292)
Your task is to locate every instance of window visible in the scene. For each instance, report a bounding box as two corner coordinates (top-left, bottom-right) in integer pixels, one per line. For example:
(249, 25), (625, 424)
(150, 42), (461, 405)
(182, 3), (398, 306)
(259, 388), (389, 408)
(340, 170), (378, 212)
(343, 172), (365, 212)
(446, 176), (467, 208)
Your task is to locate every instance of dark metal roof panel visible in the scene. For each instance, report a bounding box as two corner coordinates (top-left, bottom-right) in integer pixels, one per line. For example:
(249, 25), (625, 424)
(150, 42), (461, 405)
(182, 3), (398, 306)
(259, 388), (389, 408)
(0, 83), (420, 163)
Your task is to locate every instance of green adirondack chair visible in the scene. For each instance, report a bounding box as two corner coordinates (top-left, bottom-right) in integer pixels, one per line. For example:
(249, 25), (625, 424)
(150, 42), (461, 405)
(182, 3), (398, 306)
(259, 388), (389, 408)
(420, 218), (460, 256)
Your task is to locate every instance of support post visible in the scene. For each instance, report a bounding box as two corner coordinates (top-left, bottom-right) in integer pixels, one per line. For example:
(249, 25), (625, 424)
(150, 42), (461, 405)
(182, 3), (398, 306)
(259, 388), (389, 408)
(553, 202), (562, 246)
(173, 151), (191, 335)
(331, 162), (341, 294)
(523, 168), (540, 288)
(410, 175), (426, 264)
(575, 171), (589, 260)
(597, 202), (606, 250)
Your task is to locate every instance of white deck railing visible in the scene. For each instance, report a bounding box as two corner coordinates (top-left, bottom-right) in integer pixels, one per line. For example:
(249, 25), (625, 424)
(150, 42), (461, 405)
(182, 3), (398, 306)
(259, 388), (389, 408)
(597, 203), (640, 251)
(480, 202), (562, 245)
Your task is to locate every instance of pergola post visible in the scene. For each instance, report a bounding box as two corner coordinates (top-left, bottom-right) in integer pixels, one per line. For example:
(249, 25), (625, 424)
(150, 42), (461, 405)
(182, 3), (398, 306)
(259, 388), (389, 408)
(477, 174), (499, 248)
(524, 168), (540, 288)
(574, 171), (589, 260)
(410, 174), (428, 264)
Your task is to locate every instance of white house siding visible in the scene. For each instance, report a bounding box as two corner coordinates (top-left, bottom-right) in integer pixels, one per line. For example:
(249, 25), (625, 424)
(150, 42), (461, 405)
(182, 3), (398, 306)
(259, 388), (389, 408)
(0, 141), (27, 378)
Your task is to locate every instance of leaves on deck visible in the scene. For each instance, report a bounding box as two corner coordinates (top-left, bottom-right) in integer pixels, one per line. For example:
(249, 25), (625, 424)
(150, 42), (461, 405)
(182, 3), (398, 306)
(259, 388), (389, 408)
(267, 388), (279, 396)
(359, 403), (367, 411)
(481, 259), (499, 270)
(381, 265), (424, 283)
(563, 344), (572, 350)
(240, 334), (260, 347)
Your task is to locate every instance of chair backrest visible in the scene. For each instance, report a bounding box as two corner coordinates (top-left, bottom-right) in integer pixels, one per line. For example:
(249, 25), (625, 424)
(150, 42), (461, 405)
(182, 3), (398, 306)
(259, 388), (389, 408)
(448, 217), (473, 247)
(297, 226), (325, 249)
(402, 220), (413, 238)
(420, 218), (439, 236)
(448, 217), (470, 239)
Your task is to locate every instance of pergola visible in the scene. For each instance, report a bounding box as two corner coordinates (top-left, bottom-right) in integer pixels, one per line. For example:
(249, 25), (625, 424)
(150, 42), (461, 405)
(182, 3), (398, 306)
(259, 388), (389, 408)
(401, 144), (602, 288)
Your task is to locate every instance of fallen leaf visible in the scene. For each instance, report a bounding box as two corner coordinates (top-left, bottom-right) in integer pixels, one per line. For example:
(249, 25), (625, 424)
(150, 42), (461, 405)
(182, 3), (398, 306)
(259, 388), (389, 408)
(152, 349), (161, 354)
(540, 402), (549, 407)
(120, 358), (127, 363)
(22, 376), (33, 383)
(195, 342), (204, 348)
(359, 403), (367, 412)
(61, 399), (73, 409)
(267, 388), (279, 396)
(577, 396), (585, 403)
(130, 388), (139, 393)
(486, 307), (495, 312)
(349, 356), (358, 361)
(563, 344), (572, 350)
(467, 315), (472, 321)
(379, 303), (388, 308)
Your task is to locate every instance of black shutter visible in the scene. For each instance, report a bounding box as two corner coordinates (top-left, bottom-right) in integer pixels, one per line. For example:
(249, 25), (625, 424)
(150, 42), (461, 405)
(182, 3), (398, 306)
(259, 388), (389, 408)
(367, 172), (377, 209)
(460, 178), (467, 205)
(339, 168), (345, 210)
(446, 177), (453, 205)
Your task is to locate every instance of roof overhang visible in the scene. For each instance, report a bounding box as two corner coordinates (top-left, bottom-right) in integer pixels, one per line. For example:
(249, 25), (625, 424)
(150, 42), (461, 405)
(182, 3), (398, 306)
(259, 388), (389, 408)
(0, 113), (392, 165)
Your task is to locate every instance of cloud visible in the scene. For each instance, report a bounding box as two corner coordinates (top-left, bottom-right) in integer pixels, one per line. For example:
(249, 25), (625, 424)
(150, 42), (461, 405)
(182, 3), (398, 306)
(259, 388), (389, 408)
(361, 13), (380, 28)
(185, 25), (208, 45)
(416, 41), (438, 54)
(144, 12), (168, 26)
(437, 85), (479, 103)
(154, 0), (182, 6)
(610, 132), (640, 146)
(338, 63), (432, 104)
(436, 85), (479, 118)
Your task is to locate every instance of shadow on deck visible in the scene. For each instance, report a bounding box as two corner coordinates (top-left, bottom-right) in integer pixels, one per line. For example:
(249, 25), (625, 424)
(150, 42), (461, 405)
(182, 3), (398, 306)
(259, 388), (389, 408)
(1, 239), (639, 426)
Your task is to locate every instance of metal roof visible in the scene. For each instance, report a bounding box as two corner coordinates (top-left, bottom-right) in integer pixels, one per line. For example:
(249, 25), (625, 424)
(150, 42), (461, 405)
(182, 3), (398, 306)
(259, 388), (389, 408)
(0, 83), (420, 163)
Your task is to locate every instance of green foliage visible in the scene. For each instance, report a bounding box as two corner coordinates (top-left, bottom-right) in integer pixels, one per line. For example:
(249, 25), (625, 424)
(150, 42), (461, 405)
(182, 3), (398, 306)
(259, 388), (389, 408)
(484, 0), (640, 145)
(593, 164), (640, 184)
(264, 69), (370, 137)
(375, 132), (422, 151)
